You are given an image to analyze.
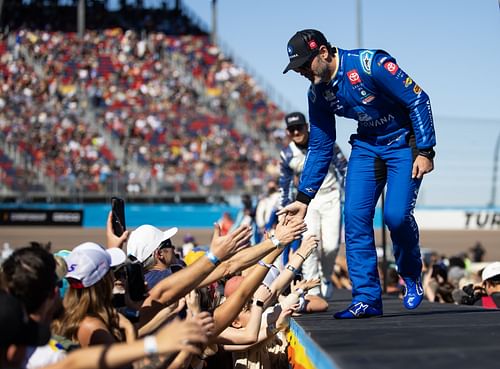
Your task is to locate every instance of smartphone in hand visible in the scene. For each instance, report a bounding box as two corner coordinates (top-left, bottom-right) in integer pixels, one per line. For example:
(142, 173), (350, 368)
(111, 197), (126, 236)
(126, 256), (147, 301)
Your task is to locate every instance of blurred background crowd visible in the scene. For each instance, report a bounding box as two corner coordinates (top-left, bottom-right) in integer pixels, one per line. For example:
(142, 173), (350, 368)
(0, 1), (286, 199)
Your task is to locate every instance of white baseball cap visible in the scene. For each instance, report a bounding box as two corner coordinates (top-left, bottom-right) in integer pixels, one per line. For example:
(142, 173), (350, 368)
(482, 262), (500, 282)
(127, 225), (178, 263)
(66, 242), (126, 288)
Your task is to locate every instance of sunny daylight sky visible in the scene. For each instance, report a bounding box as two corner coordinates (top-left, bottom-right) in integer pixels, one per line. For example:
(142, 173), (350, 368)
(142, 0), (500, 207)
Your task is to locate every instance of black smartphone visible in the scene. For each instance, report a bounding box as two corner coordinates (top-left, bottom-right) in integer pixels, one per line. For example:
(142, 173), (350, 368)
(111, 197), (126, 236)
(126, 256), (147, 301)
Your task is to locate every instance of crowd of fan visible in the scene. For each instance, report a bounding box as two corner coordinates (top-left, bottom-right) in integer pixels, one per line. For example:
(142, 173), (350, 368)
(0, 32), (118, 193)
(2, 207), (500, 369)
(1, 201), (500, 369)
(0, 207), (338, 369)
(381, 241), (500, 309)
(0, 25), (285, 195)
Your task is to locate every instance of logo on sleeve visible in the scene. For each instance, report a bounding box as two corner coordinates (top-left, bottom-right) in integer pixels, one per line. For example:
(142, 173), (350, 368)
(404, 77), (413, 88)
(347, 69), (362, 84)
(360, 50), (374, 75)
(413, 84), (422, 95)
(383, 61), (399, 75)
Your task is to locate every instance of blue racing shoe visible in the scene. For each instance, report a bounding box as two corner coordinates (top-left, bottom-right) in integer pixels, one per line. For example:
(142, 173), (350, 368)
(333, 301), (383, 319)
(403, 277), (424, 310)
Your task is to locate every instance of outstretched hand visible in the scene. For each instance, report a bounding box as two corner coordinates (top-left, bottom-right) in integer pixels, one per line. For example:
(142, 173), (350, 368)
(209, 223), (252, 260)
(273, 213), (307, 246)
(155, 318), (208, 355)
(276, 304), (299, 331)
(185, 289), (201, 317)
(254, 283), (276, 305)
(187, 311), (215, 337)
(292, 278), (321, 293)
(276, 201), (308, 223)
(297, 234), (319, 260)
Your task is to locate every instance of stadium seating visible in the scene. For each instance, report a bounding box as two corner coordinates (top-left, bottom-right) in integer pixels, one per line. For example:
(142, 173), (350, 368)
(0, 11), (284, 196)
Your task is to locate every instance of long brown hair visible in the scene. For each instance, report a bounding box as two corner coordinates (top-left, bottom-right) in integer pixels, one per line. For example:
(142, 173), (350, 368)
(52, 271), (122, 343)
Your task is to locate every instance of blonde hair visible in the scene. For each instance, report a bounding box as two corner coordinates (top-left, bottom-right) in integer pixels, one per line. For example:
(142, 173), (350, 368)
(54, 255), (68, 281)
(52, 271), (122, 343)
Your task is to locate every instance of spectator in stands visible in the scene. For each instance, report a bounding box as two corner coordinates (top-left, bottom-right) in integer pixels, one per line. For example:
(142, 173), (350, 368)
(1, 27), (285, 196)
(127, 224), (179, 290)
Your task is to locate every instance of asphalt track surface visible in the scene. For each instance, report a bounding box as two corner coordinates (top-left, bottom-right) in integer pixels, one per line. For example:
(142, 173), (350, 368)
(1, 227), (499, 261)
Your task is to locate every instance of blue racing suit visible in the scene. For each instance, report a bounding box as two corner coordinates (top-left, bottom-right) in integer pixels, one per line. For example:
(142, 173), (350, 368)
(297, 48), (436, 308)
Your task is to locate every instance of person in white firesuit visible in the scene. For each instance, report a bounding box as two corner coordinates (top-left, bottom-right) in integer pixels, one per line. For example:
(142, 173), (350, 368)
(279, 111), (347, 298)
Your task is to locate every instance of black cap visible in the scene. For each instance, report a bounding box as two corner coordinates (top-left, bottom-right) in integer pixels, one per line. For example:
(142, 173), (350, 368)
(285, 112), (307, 128)
(283, 29), (329, 74)
(0, 291), (51, 347)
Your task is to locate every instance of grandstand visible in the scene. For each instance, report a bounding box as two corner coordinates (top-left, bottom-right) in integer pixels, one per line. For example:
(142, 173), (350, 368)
(0, 1), (286, 203)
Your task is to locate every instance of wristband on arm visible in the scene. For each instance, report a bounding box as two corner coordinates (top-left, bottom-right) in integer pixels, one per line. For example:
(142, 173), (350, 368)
(205, 250), (220, 266)
(258, 260), (273, 269)
(418, 147), (435, 160)
(143, 335), (158, 356)
(296, 191), (312, 205)
(296, 253), (306, 261)
(252, 299), (265, 308)
(270, 234), (282, 249)
(286, 264), (297, 274)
